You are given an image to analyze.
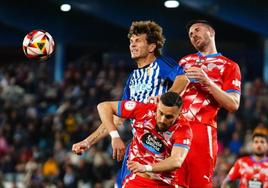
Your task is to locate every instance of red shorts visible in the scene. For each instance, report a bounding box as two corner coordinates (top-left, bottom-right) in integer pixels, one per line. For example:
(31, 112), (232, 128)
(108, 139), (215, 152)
(176, 123), (218, 188)
(123, 174), (174, 188)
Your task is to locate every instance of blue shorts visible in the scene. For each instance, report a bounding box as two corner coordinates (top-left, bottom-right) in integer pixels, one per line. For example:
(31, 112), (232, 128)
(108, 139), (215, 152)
(115, 144), (131, 188)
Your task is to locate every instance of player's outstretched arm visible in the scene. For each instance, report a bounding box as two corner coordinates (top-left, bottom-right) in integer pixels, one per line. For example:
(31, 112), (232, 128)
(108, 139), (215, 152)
(128, 146), (189, 173)
(220, 177), (230, 188)
(169, 75), (189, 95)
(72, 115), (123, 155)
(97, 101), (126, 161)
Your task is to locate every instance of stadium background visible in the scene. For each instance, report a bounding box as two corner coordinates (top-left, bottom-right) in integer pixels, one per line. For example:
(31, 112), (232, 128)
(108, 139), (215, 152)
(0, 0), (267, 187)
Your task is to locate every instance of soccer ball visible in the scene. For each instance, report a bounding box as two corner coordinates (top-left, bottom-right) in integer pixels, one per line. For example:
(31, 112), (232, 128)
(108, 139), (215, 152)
(22, 30), (55, 61)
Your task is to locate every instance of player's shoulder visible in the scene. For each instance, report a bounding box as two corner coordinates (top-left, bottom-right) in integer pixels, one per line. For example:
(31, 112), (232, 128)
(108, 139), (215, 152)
(218, 55), (238, 66)
(156, 55), (178, 68)
(176, 116), (192, 132)
(236, 155), (251, 163)
(122, 100), (156, 113)
(178, 53), (198, 66)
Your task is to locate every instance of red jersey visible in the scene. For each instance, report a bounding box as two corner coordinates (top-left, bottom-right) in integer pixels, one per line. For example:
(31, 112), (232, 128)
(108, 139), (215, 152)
(179, 52), (241, 128)
(227, 156), (268, 188)
(118, 101), (192, 185)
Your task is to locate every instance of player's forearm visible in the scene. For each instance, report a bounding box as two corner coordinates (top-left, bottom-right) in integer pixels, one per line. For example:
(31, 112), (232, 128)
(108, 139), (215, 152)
(84, 123), (109, 147)
(220, 177), (230, 188)
(169, 75), (189, 94)
(150, 156), (182, 172)
(207, 81), (240, 112)
(150, 148), (188, 172)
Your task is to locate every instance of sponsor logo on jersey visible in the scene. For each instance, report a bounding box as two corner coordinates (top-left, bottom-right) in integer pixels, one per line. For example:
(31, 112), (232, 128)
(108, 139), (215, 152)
(129, 83), (152, 93)
(142, 133), (165, 154)
(248, 180), (262, 188)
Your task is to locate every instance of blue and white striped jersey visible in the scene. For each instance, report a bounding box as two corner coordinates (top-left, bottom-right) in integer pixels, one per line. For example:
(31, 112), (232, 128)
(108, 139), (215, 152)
(121, 56), (184, 102)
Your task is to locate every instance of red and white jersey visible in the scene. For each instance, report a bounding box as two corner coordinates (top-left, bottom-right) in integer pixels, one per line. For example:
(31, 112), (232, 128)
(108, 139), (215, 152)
(118, 101), (192, 185)
(227, 156), (268, 188)
(179, 52), (241, 128)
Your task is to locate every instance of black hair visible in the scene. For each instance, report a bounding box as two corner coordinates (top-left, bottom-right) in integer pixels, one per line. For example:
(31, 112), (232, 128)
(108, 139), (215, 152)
(186, 19), (215, 32)
(160, 91), (182, 108)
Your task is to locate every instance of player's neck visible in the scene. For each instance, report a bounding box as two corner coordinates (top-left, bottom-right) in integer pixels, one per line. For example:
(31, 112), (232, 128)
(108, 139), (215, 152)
(253, 154), (267, 162)
(136, 55), (156, 68)
(199, 43), (217, 56)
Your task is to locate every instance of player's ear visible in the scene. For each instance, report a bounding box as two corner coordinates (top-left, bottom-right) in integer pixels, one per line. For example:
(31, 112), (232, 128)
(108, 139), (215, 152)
(149, 43), (157, 53)
(208, 27), (215, 37)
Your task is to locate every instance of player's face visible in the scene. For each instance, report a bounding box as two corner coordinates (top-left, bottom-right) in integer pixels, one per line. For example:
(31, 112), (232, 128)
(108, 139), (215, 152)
(129, 34), (156, 60)
(156, 101), (180, 132)
(252, 136), (268, 157)
(188, 23), (213, 51)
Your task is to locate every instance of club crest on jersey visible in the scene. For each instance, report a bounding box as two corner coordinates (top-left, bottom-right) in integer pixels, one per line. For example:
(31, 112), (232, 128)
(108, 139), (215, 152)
(195, 59), (205, 64)
(124, 101), (136, 111)
(142, 133), (165, 154)
(147, 67), (153, 76)
(163, 131), (172, 141)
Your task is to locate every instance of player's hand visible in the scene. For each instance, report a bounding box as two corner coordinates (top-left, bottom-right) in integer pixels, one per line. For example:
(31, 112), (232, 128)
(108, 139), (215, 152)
(72, 139), (91, 155)
(127, 161), (146, 173)
(185, 67), (212, 88)
(111, 137), (125, 161)
(147, 95), (160, 104)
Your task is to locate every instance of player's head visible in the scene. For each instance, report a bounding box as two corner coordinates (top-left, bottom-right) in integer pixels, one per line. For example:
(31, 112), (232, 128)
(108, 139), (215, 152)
(128, 20), (165, 60)
(186, 19), (215, 51)
(252, 129), (268, 158)
(156, 92), (182, 132)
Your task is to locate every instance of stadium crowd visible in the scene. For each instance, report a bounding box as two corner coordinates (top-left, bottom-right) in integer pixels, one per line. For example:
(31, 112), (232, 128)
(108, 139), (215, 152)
(0, 55), (267, 188)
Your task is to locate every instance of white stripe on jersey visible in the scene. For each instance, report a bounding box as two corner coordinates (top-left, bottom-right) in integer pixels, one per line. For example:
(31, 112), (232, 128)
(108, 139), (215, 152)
(128, 61), (169, 102)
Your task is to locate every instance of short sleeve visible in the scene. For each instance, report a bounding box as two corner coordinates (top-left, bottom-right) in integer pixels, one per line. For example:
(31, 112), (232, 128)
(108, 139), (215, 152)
(158, 56), (185, 81)
(222, 62), (241, 95)
(118, 101), (154, 120)
(227, 159), (241, 181)
(172, 123), (193, 150)
(121, 73), (132, 100)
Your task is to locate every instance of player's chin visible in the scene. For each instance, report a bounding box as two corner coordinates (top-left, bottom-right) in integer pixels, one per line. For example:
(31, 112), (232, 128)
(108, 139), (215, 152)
(131, 55), (139, 60)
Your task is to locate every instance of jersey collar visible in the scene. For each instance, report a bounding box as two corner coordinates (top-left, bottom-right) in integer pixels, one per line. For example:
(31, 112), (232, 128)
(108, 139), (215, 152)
(197, 51), (222, 58)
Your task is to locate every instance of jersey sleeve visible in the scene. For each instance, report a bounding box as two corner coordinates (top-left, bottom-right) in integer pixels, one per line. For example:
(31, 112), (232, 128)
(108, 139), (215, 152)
(172, 123), (193, 150)
(222, 62), (241, 95)
(121, 73), (132, 100)
(227, 159), (241, 181)
(118, 101), (150, 119)
(157, 56), (185, 81)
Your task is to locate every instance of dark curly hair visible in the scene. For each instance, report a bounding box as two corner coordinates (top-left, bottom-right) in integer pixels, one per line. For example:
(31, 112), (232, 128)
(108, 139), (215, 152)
(128, 20), (166, 57)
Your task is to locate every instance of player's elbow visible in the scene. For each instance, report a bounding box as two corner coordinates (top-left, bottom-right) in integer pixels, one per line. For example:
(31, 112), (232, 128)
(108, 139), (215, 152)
(226, 102), (239, 113)
(97, 102), (108, 112)
(225, 93), (240, 112)
(170, 158), (183, 169)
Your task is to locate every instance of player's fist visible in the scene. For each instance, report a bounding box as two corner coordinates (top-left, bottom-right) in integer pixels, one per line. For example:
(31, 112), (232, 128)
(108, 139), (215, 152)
(72, 139), (91, 155)
(127, 161), (146, 173)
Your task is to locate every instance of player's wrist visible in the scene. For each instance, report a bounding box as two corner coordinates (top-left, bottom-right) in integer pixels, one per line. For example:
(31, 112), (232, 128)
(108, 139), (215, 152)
(85, 138), (92, 148)
(144, 165), (153, 172)
(109, 130), (120, 138)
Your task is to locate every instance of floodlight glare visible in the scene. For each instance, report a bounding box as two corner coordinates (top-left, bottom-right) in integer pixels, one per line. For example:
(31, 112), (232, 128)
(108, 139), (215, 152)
(164, 0), (179, 8)
(60, 4), (71, 12)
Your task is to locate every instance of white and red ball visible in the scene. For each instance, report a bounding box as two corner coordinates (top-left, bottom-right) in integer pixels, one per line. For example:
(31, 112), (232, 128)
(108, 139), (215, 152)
(22, 30), (55, 60)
